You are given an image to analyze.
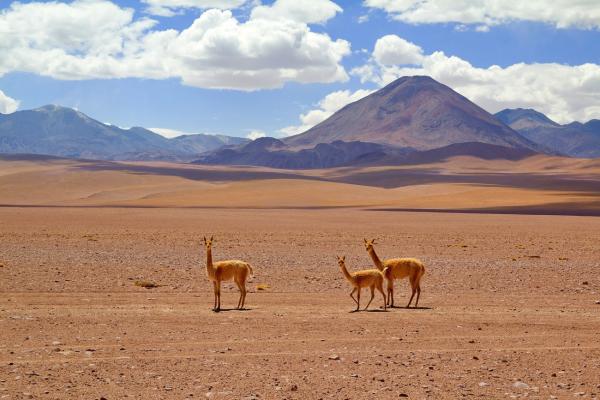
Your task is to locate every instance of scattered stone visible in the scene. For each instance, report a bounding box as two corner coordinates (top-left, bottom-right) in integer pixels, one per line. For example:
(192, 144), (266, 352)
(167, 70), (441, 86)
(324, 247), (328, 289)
(290, 384), (298, 391)
(328, 355), (340, 361)
(582, 281), (589, 285)
(350, 374), (359, 378)
(473, 356), (479, 360)
(164, 385), (173, 391)
(595, 300), (600, 305)
(513, 381), (529, 390)
(399, 394), (408, 398)
(478, 382), (489, 387)
(51, 341), (62, 346)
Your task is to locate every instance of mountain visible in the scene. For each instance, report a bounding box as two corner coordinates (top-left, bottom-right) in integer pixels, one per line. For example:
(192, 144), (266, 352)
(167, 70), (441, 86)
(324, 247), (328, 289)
(170, 134), (248, 154)
(194, 138), (536, 169)
(284, 76), (539, 151)
(194, 137), (403, 169)
(496, 109), (600, 158)
(0, 105), (246, 161)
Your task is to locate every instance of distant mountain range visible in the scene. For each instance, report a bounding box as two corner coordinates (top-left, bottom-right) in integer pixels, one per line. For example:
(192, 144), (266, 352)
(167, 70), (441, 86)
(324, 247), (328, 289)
(0, 105), (247, 161)
(2, 76), (599, 167)
(495, 108), (600, 158)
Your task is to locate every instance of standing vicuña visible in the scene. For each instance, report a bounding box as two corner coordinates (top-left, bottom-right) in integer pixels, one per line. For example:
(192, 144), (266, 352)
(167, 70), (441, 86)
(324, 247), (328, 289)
(203, 236), (253, 312)
(364, 239), (426, 308)
(337, 255), (387, 312)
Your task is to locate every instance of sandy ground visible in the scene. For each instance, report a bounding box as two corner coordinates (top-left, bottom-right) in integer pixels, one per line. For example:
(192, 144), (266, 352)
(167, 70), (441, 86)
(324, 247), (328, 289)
(1, 207), (600, 399)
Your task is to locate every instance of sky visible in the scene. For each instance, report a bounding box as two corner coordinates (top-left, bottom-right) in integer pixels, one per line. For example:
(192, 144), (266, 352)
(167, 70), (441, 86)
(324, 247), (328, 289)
(1, 0), (600, 139)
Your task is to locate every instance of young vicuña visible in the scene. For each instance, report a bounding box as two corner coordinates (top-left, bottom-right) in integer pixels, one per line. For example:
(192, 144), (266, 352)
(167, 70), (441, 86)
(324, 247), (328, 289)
(337, 255), (387, 312)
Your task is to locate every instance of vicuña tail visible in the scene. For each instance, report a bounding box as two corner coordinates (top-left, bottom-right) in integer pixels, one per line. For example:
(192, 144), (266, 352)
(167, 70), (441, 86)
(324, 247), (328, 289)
(247, 263), (254, 276)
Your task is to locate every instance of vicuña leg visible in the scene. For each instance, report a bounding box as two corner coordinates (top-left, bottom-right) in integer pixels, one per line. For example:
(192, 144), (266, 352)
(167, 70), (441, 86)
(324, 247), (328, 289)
(406, 276), (417, 308)
(376, 281), (386, 311)
(415, 282), (421, 308)
(349, 287), (358, 308)
(215, 281), (222, 312)
(212, 281), (218, 311)
(235, 279), (243, 310)
(364, 285), (375, 310)
(355, 287), (361, 312)
(240, 280), (247, 309)
(387, 279), (394, 307)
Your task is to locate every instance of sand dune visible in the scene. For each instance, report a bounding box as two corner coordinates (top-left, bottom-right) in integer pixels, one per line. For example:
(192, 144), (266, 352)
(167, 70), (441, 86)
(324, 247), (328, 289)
(1, 154), (599, 214)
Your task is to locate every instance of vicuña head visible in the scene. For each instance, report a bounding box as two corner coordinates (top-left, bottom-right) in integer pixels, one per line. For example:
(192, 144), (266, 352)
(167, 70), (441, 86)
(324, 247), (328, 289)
(337, 255), (386, 312)
(203, 235), (254, 312)
(363, 238), (376, 252)
(203, 235), (214, 249)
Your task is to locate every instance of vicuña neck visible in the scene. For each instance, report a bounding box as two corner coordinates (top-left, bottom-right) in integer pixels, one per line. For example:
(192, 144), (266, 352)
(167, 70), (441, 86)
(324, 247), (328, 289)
(339, 262), (354, 283)
(206, 247), (214, 273)
(368, 248), (384, 271)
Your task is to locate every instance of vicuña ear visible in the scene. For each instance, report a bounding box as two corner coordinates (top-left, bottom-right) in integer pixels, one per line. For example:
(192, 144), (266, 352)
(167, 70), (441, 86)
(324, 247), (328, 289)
(210, 236), (214, 241)
(371, 238), (376, 244)
(363, 238), (368, 244)
(342, 255), (346, 261)
(203, 236), (207, 243)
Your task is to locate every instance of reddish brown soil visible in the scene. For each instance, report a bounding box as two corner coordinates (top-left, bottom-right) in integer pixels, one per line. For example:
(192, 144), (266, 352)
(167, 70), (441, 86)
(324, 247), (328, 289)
(1, 208), (599, 399)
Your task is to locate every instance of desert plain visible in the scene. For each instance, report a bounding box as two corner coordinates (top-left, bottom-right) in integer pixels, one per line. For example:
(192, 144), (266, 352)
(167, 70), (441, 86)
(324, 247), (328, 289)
(1, 155), (600, 399)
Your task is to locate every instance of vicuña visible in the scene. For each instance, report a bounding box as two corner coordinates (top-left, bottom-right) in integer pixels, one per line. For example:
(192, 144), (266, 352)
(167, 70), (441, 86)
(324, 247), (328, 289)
(337, 255), (387, 312)
(364, 238), (426, 308)
(203, 236), (254, 312)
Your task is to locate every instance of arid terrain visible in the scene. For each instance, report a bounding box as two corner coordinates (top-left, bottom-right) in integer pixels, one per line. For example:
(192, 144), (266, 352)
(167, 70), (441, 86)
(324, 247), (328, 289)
(1, 156), (600, 399)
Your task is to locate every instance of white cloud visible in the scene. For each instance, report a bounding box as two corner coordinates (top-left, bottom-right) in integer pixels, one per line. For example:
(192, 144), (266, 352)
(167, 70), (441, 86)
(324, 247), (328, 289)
(372, 34), (423, 65)
(364, 0), (600, 30)
(352, 34), (600, 123)
(247, 130), (267, 140)
(357, 14), (370, 23)
(280, 88), (374, 136)
(0, 0), (350, 90)
(0, 90), (19, 114)
(149, 127), (200, 138)
(251, 0), (342, 24)
(142, 0), (247, 17)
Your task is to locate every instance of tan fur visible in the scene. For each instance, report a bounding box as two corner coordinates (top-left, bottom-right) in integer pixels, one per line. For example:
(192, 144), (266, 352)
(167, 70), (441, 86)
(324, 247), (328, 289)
(204, 236), (253, 312)
(337, 255), (386, 312)
(364, 239), (426, 308)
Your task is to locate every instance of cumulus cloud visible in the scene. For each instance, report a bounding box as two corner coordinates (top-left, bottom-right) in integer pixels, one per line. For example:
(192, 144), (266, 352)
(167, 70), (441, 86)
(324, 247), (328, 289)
(372, 34), (423, 65)
(0, 0), (350, 90)
(0, 90), (19, 114)
(280, 88), (374, 136)
(142, 0), (247, 17)
(352, 34), (600, 123)
(247, 130), (267, 140)
(364, 0), (600, 30)
(251, 0), (342, 24)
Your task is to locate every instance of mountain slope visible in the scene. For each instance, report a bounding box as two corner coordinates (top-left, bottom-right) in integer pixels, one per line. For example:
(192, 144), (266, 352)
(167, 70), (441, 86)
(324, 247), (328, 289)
(496, 109), (600, 158)
(0, 105), (244, 161)
(194, 138), (401, 169)
(285, 76), (538, 151)
(170, 134), (248, 154)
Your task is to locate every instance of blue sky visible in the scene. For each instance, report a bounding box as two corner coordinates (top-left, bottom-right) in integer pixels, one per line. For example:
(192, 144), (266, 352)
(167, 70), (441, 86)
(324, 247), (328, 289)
(1, 0), (600, 138)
